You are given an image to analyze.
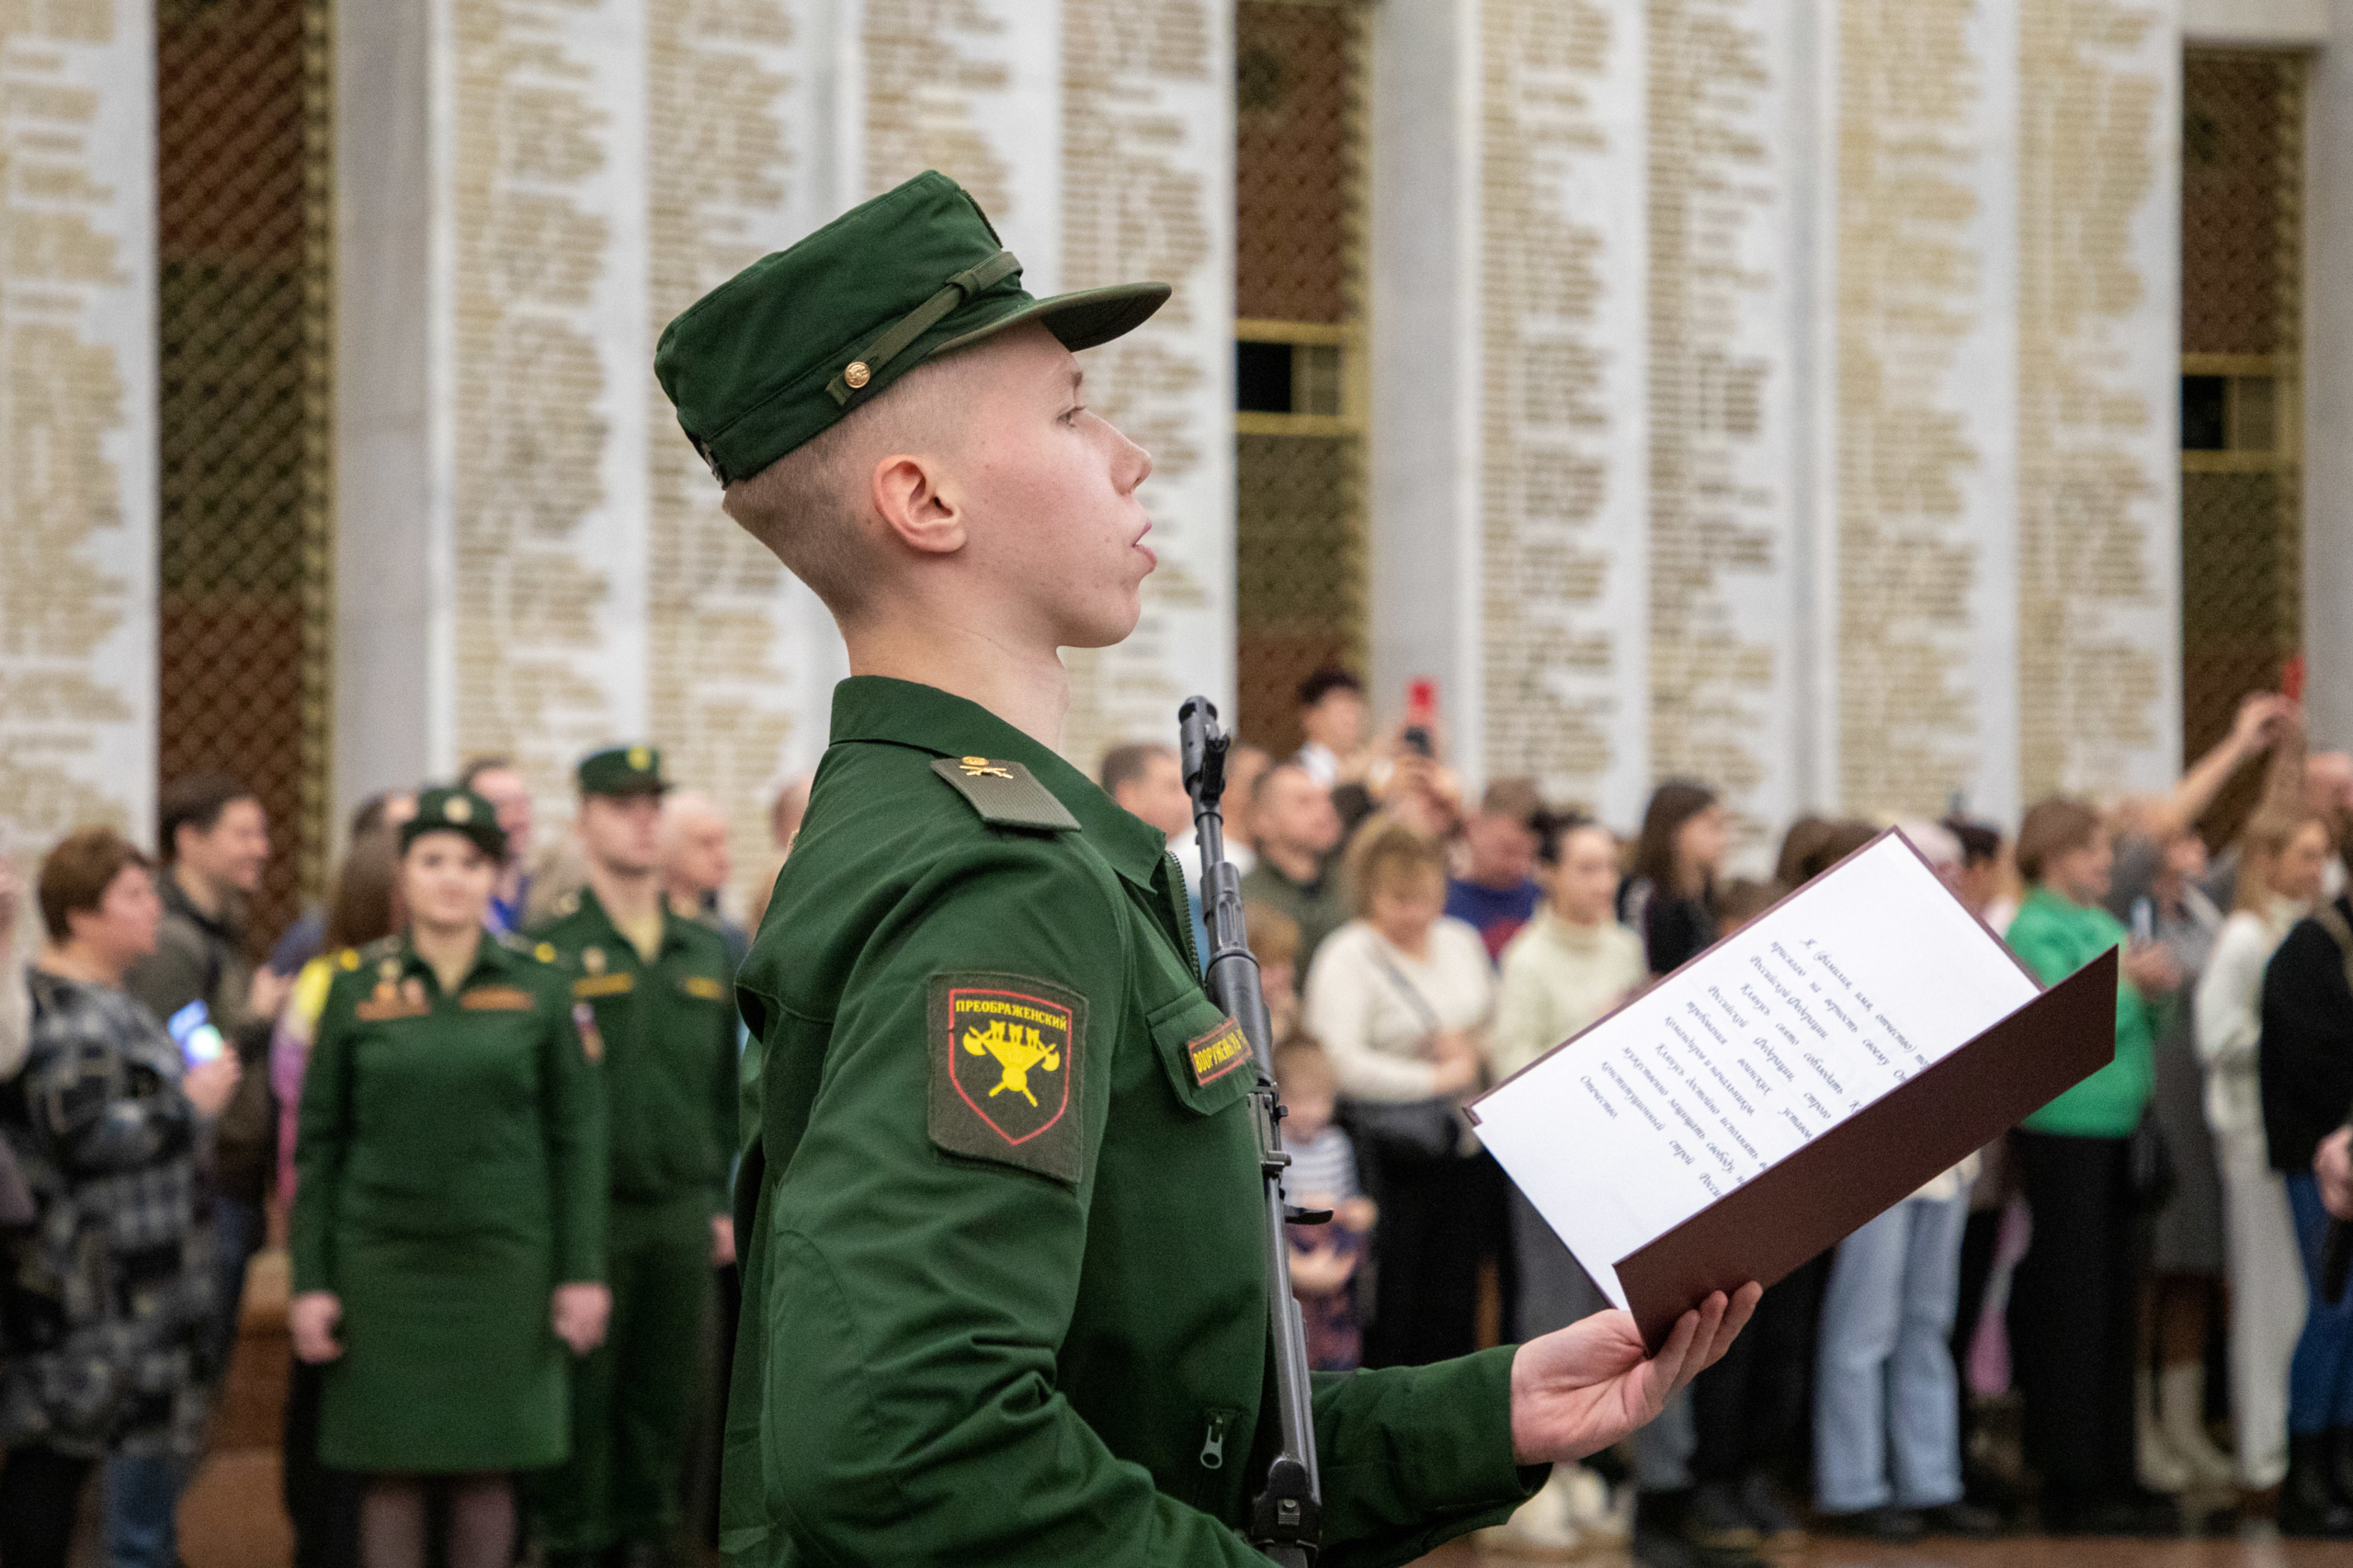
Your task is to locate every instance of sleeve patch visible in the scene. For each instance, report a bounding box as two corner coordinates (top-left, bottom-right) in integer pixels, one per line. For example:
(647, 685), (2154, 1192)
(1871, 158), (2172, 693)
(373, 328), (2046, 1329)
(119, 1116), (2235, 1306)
(926, 972), (1086, 1183)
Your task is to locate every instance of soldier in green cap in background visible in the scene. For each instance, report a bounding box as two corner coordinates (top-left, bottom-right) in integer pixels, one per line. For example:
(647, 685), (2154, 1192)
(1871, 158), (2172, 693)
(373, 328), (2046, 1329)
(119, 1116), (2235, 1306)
(654, 168), (1759, 1567)
(289, 787), (609, 1568)
(529, 748), (741, 1568)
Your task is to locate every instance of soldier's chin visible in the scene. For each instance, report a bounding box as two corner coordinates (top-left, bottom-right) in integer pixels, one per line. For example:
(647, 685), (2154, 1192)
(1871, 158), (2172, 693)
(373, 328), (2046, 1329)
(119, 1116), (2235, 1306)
(1057, 594), (1143, 652)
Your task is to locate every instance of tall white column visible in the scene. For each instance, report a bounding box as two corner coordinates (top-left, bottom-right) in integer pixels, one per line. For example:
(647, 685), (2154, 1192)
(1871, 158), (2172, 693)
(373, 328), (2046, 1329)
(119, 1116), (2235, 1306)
(0, 0), (157, 853)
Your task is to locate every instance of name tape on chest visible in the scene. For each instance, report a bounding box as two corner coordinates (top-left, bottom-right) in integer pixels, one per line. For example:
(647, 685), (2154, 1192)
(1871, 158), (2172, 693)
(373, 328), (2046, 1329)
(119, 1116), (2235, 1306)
(459, 985), (536, 1012)
(926, 973), (1086, 1183)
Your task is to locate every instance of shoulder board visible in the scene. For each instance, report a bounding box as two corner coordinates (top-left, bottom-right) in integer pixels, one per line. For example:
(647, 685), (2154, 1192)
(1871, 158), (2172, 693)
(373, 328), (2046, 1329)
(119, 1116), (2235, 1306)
(929, 756), (1081, 832)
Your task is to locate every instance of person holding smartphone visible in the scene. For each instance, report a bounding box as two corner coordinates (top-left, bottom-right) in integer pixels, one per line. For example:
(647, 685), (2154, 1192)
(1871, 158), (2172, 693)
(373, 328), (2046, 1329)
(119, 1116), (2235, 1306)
(0, 828), (242, 1568)
(290, 788), (610, 1568)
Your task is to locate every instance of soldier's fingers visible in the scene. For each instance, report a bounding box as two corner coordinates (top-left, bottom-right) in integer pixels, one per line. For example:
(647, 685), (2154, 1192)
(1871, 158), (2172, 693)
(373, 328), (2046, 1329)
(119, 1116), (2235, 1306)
(1699, 1283), (1763, 1372)
(1643, 1307), (1704, 1405)
(1665, 1293), (1730, 1392)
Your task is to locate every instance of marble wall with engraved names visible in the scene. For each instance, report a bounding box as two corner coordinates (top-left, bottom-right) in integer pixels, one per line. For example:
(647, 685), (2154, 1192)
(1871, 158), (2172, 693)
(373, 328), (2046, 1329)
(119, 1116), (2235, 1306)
(643, 0), (837, 903)
(1476, 0), (1652, 829)
(1471, 0), (1808, 848)
(429, 0), (649, 810)
(1640, 0), (1804, 847)
(1452, 0), (2179, 837)
(1820, 0), (2023, 825)
(0, 0), (155, 861)
(2015, 0), (2178, 801)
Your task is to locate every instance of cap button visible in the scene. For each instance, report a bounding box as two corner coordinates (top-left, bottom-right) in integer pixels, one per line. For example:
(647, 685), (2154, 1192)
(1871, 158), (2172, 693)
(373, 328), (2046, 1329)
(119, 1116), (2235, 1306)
(844, 360), (871, 390)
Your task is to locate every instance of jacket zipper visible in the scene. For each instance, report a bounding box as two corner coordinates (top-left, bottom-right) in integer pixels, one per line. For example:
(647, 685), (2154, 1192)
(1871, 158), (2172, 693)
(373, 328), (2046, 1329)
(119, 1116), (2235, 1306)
(1164, 852), (1203, 977)
(1198, 1408), (1233, 1471)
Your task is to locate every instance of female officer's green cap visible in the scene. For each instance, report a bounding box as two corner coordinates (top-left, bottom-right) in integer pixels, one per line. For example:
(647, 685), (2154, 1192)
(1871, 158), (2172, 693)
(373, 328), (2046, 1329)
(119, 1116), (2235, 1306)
(653, 169), (1170, 487)
(402, 788), (509, 862)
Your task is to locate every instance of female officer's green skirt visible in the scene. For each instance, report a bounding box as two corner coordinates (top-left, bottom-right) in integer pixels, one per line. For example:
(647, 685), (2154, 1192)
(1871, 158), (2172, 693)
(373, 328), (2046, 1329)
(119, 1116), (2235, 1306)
(320, 1221), (566, 1473)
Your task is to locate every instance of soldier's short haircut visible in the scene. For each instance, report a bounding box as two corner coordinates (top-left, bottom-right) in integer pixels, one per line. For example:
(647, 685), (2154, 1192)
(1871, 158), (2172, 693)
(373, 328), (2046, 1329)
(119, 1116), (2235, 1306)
(720, 350), (975, 618)
(1098, 742), (1174, 798)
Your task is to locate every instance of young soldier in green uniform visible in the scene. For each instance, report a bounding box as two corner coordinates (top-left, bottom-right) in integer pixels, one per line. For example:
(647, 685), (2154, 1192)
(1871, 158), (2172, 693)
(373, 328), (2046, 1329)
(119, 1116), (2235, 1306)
(290, 788), (609, 1568)
(530, 748), (741, 1568)
(653, 170), (1759, 1567)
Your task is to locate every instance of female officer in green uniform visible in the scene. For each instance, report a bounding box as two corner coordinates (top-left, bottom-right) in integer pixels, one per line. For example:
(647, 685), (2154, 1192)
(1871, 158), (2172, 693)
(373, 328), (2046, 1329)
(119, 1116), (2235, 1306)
(289, 787), (610, 1568)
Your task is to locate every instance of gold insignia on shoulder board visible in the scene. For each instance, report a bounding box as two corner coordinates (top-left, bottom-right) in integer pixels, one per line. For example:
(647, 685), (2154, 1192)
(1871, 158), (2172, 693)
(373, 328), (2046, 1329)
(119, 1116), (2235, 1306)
(958, 756), (1013, 779)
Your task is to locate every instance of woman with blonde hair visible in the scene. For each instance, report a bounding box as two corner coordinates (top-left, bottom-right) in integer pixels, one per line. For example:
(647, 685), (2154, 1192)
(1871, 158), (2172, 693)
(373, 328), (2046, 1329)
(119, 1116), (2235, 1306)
(2198, 809), (2332, 1506)
(1304, 816), (1495, 1367)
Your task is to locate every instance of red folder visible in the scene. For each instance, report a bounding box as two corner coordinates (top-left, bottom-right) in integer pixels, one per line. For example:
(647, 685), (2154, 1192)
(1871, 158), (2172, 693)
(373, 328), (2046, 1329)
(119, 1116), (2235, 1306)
(1580, 949), (2118, 1349)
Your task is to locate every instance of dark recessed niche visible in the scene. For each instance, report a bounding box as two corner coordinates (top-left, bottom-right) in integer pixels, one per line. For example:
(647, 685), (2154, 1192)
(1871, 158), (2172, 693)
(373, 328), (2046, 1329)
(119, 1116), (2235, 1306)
(2181, 375), (2227, 450)
(1237, 340), (1293, 414)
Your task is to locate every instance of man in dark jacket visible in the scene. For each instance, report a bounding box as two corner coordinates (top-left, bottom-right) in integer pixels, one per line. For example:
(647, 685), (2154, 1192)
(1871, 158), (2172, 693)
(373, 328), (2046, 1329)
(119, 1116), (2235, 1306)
(2258, 890), (2353, 1534)
(125, 778), (281, 1374)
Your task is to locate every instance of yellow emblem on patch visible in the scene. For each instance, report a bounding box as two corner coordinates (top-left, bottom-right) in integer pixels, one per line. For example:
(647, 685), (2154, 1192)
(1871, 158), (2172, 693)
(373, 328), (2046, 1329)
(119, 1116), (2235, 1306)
(627, 745), (652, 769)
(961, 1018), (1063, 1108)
(958, 756), (1013, 779)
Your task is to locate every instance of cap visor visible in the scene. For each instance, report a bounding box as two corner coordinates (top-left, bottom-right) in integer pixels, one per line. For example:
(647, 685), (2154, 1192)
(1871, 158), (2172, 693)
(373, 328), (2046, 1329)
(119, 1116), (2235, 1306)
(934, 281), (1171, 358)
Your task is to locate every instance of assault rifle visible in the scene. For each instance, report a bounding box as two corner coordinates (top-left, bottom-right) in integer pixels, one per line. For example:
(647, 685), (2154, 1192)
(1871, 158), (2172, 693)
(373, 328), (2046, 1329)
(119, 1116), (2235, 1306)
(1179, 696), (1322, 1565)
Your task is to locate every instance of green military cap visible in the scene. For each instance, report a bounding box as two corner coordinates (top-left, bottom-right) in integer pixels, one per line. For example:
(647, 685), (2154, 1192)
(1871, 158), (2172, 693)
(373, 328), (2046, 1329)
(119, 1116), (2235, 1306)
(403, 787), (509, 861)
(653, 169), (1170, 486)
(578, 744), (669, 798)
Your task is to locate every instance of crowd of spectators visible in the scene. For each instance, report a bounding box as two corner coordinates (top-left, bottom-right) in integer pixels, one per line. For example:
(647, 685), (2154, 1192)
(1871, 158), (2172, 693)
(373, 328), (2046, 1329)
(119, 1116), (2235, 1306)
(11, 667), (2353, 1562)
(0, 766), (773, 1568)
(1189, 672), (2353, 1560)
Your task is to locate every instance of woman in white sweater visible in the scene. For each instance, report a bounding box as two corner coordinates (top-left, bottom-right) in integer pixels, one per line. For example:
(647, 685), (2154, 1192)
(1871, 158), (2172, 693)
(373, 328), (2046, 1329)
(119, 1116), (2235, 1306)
(1304, 817), (1494, 1368)
(2195, 807), (2333, 1492)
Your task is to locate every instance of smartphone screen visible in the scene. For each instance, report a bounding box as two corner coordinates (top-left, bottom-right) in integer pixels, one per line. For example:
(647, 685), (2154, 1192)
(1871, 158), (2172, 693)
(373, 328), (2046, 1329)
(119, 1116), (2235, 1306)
(166, 1000), (227, 1068)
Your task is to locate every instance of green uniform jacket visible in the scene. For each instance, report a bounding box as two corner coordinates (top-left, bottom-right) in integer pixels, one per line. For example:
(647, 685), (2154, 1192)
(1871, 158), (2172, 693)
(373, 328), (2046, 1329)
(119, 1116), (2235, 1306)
(532, 888), (739, 1213)
(2006, 885), (2157, 1138)
(721, 678), (1538, 1568)
(290, 930), (607, 1471)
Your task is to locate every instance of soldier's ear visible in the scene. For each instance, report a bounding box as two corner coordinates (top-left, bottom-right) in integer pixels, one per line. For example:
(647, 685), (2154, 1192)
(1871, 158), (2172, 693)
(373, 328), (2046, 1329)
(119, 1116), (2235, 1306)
(870, 452), (964, 558)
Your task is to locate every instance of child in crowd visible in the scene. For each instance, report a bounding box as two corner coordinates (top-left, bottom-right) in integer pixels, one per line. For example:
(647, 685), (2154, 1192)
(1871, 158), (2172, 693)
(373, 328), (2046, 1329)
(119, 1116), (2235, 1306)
(1245, 901), (1303, 1045)
(1271, 1040), (1375, 1371)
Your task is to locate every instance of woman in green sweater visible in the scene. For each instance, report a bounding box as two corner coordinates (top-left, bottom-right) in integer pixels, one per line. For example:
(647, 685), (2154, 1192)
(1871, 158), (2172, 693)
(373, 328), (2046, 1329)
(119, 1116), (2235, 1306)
(2003, 797), (2182, 1535)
